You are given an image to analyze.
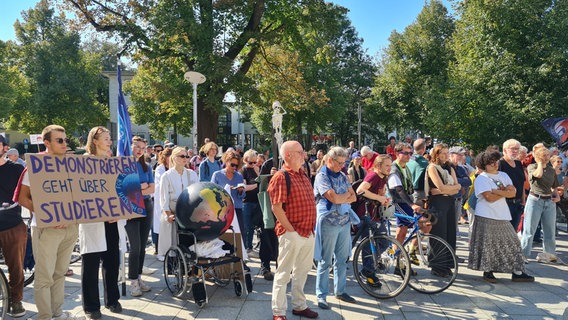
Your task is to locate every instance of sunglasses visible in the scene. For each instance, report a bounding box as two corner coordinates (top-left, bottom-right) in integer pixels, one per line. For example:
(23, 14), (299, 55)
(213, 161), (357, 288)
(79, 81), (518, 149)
(53, 138), (70, 144)
(177, 155), (189, 159)
(248, 162), (257, 165)
(398, 151), (412, 155)
(230, 163), (239, 168)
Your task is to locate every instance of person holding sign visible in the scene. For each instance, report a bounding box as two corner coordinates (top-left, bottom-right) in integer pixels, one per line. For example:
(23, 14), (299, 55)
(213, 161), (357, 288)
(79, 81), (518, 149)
(17, 125), (85, 320)
(125, 136), (155, 297)
(159, 147), (198, 256)
(79, 126), (122, 319)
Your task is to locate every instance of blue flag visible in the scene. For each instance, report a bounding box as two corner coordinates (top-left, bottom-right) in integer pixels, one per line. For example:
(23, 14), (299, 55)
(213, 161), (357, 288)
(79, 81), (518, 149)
(117, 64), (133, 156)
(541, 117), (568, 150)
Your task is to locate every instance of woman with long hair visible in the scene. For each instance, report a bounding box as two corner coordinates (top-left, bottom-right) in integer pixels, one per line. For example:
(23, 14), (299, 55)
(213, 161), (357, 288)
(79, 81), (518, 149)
(426, 144), (461, 277)
(347, 152), (366, 184)
(153, 147), (173, 259)
(80, 126), (122, 318)
(126, 136), (155, 297)
(159, 147), (198, 258)
(240, 149), (261, 259)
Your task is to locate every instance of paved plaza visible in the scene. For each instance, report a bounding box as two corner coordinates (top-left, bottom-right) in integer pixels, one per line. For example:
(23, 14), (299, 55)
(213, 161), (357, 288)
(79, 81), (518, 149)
(14, 224), (568, 320)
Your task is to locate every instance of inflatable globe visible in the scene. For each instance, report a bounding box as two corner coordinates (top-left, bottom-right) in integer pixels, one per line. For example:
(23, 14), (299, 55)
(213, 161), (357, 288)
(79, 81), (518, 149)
(175, 182), (235, 241)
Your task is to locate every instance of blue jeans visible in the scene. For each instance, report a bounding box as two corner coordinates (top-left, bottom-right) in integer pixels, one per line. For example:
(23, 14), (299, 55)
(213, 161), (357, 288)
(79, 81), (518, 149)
(242, 202), (260, 250)
(315, 220), (351, 300)
(520, 194), (556, 257)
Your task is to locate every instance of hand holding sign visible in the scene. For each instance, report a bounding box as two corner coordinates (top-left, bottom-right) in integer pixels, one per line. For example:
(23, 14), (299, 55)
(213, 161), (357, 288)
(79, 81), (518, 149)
(25, 153), (147, 227)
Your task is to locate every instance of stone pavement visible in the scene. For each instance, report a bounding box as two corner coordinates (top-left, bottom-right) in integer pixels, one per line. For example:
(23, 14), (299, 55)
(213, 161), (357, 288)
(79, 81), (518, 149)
(15, 224), (568, 320)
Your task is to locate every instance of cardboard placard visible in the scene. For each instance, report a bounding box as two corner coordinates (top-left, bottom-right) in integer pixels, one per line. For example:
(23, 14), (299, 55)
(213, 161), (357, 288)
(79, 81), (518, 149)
(25, 153), (146, 227)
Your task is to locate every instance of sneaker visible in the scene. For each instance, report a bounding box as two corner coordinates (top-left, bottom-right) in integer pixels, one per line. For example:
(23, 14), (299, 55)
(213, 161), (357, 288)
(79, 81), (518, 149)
(246, 249), (259, 259)
(317, 298), (330, 309)
(261, 268), (274, 281)
(8, 301), (26, 318)
(130, 279), (142, 297)
(142, 266), (155, 275)
(482, 271), (497, 283)
(512, 272), (535, 282)
(360, 270), (381, 288)
(107, 302), (123, 313)
(138, 277), (151, 292)
(52, 311), (86, 320)
(84, 310), (101, 320)
(335, 292), (356, 303)
(408, 252), (420, 266)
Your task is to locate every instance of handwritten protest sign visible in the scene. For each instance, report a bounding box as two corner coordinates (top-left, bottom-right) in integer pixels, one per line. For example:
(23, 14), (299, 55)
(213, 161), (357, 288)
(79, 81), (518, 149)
(25, 153), (146, 227)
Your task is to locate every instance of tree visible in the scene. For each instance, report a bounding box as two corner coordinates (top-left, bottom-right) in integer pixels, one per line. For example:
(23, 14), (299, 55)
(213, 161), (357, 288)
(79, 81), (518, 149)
(63, 0), (370, 144)
(7, 0), (107, 134)
(448, 0), (568, 149)
(369, 0), (455, 139)
(0, 40), (28, 120)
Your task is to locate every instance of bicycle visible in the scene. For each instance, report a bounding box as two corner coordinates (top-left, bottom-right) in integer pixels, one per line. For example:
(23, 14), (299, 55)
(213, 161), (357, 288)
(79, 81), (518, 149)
(391, 203), (458, 294)
(351, 198), (411, 299)
(0, 268), (8, 319)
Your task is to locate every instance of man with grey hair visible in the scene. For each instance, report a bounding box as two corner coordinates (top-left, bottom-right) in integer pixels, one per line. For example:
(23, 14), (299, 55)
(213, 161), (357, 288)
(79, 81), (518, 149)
(313, 147), (359, 309)
(499, 139), (526, 230)
(6, 148), (26, 167)
(360, 146), (378, 171)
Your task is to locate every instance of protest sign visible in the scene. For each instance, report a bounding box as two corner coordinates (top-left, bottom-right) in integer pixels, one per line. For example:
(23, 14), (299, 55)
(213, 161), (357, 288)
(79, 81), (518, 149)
(25, 153), (146, 227)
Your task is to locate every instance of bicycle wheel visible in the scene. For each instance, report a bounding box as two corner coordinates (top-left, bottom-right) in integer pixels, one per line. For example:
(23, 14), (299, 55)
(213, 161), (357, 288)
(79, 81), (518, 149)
(352, 235), (411, 299)
(0, 270), (8, 319)
(407, 233), (458, 294)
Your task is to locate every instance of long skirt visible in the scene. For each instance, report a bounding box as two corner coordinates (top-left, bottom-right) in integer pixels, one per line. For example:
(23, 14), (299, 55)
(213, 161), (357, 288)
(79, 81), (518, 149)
(468, 215), (525, 273)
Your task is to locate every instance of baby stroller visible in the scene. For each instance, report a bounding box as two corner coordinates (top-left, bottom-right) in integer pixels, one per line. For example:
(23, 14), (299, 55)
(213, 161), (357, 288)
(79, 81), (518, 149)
(163, 183), (252, 307)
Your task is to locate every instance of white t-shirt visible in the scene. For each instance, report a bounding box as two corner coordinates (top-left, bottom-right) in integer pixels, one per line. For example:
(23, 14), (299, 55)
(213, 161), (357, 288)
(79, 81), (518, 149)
(21, 171), (38, 227)
(474, 171), (513, 221)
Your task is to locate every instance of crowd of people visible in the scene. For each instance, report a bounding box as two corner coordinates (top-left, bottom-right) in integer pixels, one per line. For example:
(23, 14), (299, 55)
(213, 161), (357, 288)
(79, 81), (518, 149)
(1, 126), (568, 320)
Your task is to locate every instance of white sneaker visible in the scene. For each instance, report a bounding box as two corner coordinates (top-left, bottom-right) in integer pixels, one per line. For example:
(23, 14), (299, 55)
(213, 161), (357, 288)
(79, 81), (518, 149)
(536, 252), (557, 264)
(130, 279), (142, 297)
(52, 311), (86, 320)
(138, 277), (151, 292)
(142, 266), (155, 274)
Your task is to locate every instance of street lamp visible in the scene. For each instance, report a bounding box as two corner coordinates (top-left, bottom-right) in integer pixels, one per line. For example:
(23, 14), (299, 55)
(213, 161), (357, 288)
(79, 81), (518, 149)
(184, 71), (206, 153)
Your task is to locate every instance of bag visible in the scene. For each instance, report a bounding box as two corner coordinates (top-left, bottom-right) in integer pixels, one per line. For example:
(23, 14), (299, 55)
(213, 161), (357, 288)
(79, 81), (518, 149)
(258, 170), (291, 229)
(350, 179), (365, 212)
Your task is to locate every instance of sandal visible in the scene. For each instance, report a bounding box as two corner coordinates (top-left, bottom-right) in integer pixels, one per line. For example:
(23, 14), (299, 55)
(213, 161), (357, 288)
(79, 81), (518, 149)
(65, 269), (74, 276)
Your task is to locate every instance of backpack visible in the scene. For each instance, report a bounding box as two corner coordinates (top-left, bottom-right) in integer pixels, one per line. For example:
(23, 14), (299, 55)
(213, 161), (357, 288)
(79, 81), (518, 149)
(258, 170), (291, 229)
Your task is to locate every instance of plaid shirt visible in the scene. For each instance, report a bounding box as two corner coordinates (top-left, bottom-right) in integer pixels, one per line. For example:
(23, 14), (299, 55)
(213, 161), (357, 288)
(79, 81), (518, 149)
(268, 163), (316, 237)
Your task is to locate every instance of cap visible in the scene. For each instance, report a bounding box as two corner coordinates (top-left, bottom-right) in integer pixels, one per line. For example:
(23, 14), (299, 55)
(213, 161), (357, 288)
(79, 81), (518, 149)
(6, 148), (19, 156)
(449, 146), (466, 154)
(351, 151), (361, 159)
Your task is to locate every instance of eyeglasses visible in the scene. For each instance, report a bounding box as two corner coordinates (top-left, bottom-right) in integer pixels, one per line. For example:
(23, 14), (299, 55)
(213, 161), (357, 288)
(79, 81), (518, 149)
(398, 151), (412, 155)
(54, 138), (70, 144)
(332, 158), (346, 166)
(177, 155), (189, 159)
(230, 163), (239, 168)
(248, 162), (257, 165)
(488, 161), (498, 166)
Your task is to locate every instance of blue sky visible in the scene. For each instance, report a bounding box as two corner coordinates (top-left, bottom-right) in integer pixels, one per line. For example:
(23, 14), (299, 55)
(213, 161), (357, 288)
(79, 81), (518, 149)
(0, 0), (452, 57)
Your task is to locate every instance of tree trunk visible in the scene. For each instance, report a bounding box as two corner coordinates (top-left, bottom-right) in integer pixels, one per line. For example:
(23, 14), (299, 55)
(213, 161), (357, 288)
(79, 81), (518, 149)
(197, 100), (219, 145)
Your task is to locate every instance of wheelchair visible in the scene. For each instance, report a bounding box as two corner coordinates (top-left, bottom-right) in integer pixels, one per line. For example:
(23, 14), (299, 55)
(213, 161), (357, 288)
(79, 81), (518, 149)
(163, 222), (253, 307)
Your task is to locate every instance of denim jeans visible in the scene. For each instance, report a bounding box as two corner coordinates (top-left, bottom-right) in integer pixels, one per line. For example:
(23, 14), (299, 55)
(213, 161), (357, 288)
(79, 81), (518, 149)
(242, 202), (261, 250)
(520, 194), (556, 257)
(315, 220), (351, 300)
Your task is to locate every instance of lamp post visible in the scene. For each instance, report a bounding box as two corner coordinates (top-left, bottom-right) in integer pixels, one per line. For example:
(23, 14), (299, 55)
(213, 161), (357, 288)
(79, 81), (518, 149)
(357, 103), (362, 148)
(184, 71), (206, 153)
